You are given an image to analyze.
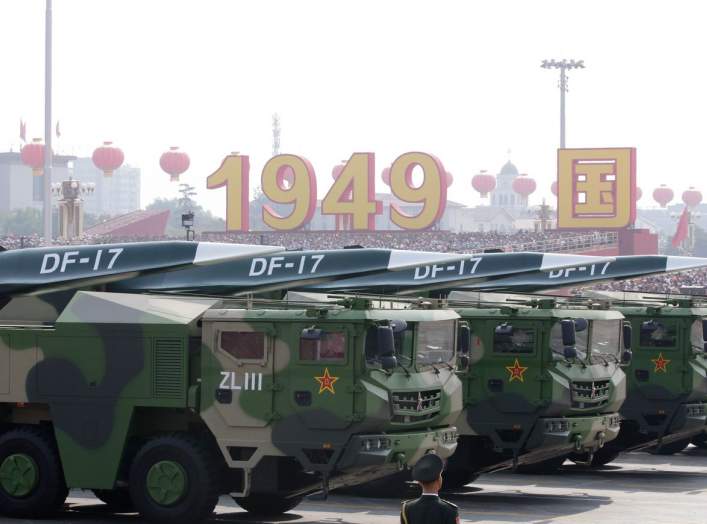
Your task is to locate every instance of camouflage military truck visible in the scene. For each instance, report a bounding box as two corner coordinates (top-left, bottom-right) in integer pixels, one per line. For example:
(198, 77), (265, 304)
(440, 292), (627, 486)
(568, 292), (707, 466)
(0, 291), (462, 523)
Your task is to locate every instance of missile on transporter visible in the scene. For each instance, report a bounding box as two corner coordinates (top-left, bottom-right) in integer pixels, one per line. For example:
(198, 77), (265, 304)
(455, 255), (707, 293)
(109, 249), (615, 296)
(0, 241), (283, 300)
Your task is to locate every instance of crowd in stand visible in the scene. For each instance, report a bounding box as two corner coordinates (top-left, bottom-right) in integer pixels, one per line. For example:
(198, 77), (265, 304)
(201, 229), (617, 254)
(1, 230), (705, 295)
(585, 268), (707, 295)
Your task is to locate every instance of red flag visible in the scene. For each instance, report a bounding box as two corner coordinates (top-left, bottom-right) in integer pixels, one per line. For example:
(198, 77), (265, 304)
(55, 121), (61, 138)
(19, 120), (26, 142)
(672, 207), (690, 247)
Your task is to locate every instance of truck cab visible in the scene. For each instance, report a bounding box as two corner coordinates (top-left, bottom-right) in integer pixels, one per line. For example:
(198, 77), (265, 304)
(583, 296), (707, 462)
(444, 294), (626, 485)
(0, 292), (462, 523)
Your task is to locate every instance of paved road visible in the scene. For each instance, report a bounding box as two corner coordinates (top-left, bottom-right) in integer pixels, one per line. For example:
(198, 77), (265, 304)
(5, 447), (707, 524)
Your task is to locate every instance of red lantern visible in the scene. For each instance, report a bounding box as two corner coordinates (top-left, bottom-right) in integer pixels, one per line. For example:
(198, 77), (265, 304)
(682, 187), (702, 208)
(635, 187), (643, 201)
(652, 185), (674, 208)
(20, 138), (45, 177)
(160, 146), (190, 182)
(512, 174), (537, 199)
(381, 167), (391, 185)
(472, 172), (496, 197)
(92, 141), (124, 177)
(551, 181), (558, 196)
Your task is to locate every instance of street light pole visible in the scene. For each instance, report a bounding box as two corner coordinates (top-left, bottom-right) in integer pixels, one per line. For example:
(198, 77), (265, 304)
(43, 0), (53, 244)
(541, 59), (584, 149)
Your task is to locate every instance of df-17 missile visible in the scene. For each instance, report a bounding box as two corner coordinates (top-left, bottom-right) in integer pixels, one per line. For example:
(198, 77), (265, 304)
(453, 255), (707, 293)
(110, 249), (614, 296)
(0, 241), (282, 298)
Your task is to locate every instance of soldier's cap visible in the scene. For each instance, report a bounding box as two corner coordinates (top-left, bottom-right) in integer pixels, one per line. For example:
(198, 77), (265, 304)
(412, 453), (444, 483)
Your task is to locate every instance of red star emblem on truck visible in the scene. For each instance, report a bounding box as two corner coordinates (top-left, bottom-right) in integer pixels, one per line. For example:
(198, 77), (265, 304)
(506, 359), (528, 382)
(315, 368), (339, 395)
(651, 352), (671, 373)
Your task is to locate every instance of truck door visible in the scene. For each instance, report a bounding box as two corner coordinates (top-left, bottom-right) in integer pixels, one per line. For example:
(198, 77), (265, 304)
(469, 319), (543, 417)
(281, 322), (356, 430)
(203, 321), (275, 428)
(631, 317), (682, 399)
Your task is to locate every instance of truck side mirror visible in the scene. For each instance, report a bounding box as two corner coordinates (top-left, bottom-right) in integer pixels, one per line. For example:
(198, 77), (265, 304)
(376, 326), (395, 358)
(495, 323), (513, 336)
(389, 319), (408, 333)
(641, 320), (657, 334)
(458, 324), (471, 355)
(623, 323), (633, 350)
(561, 319), (577, 359)
(301, 328), (322, 340)
(381, 355), (398, 371)
(574, 318), (588, 332)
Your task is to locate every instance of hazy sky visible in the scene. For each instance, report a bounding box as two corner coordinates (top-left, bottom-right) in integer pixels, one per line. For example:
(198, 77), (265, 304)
(1, 0), (705, 218)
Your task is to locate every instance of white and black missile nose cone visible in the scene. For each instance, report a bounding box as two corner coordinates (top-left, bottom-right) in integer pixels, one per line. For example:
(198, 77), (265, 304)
(193, 242), (284, 265)
(665, 256), (707, 272)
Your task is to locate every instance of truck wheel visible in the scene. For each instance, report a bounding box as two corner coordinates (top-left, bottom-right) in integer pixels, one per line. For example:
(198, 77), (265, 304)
(442, 469), (479, 490)
(129, 434), (220, 524)
(0, 426), (68, 518)
(515, 455), (566, 474)
(93, 488), (135, 512)
(650, 438), (691, 456)
(234, 493), (303, 516)
(691, 433), (707, 449)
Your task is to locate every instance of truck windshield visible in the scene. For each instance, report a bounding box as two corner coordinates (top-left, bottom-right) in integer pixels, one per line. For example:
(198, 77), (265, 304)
(590, 320), (622, 362)
(550, 319), (621, 363)
(415, 320), (455, 366)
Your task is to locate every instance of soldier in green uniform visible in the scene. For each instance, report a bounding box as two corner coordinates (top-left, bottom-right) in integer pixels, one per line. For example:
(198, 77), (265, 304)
(401, 454), (461, 524)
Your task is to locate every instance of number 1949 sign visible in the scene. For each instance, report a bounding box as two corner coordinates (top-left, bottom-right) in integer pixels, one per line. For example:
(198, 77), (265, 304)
(206, 152), (448, 231)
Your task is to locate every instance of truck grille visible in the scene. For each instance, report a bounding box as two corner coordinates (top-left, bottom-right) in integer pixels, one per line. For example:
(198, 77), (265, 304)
(571, 379), (610, 409)
(391, 389), (441, 423)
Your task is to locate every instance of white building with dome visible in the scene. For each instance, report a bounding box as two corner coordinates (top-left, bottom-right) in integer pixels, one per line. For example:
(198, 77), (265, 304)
(491, 160), (526, 209)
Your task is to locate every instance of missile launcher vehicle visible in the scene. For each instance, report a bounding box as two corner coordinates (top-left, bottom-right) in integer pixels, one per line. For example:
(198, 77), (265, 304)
(0, 290), (463, 523)
(567, 291), (707, 465)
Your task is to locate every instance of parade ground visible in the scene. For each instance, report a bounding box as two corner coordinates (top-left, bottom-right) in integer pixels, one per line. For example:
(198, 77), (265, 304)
(11, 446), (705, 524)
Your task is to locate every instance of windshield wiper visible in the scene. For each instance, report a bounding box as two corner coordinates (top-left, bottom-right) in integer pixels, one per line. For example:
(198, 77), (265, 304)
(396, 359), (411, 377)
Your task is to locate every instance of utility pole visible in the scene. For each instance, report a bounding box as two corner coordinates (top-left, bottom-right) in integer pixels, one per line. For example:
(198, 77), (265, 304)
(540, 59), (585, 149)
(43, 0), (53, 244)
(272, 113), (281, 157)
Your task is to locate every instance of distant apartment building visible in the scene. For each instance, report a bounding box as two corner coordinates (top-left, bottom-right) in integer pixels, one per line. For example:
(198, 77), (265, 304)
(0, 152), (140, 218)
(72, 158), (141, 217)
(0, 152), (73, 212)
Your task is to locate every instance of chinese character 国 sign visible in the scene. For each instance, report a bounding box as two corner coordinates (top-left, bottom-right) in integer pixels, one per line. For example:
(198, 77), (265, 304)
(557, 148), (636, 229)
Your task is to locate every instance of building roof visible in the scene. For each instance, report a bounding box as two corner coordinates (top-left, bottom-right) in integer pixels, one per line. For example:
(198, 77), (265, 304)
(499, 161), (519, 177)
(84, 209), (170, 237)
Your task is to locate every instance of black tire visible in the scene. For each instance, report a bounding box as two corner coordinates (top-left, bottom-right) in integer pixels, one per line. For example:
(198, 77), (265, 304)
(93, 488), (135, 512)
(129, 434), (221, 524)
(234, 493), (303, 516)
(515, 454), (566, 474)
(0, 426), (68, 518)
(590, 447), (621, 467)
(691, 433), (707, 449)
(442, 469), (479, 491)
(650, 438), (691, 456)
